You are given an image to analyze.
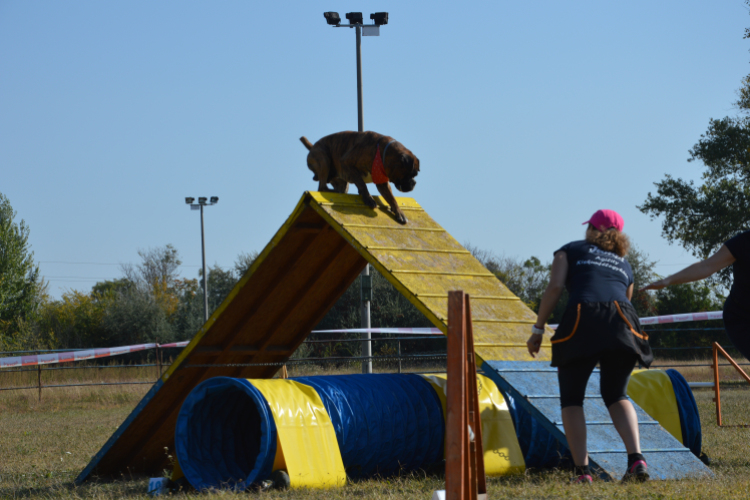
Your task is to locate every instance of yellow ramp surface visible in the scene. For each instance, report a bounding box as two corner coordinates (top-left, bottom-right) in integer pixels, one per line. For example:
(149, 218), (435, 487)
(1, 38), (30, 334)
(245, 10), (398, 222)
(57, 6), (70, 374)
(78, 192), (550, 481)
(251, 380), (346, 488)
(421, 373), (525, 476)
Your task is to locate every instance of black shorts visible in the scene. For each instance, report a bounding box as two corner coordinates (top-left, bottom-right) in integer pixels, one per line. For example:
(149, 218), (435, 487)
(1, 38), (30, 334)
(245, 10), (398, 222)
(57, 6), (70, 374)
(558, 351), (638, 409)
(550, 301), (652, 368)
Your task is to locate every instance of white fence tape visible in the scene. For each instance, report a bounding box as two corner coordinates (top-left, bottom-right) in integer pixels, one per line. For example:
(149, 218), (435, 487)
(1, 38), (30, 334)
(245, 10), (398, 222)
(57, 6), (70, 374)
(0, 311), (724, 369)
(310, 327), (443, 335)
(0, 341), (190, 370)
(638, 311), (723, 326)
(549, 310), (723, 330)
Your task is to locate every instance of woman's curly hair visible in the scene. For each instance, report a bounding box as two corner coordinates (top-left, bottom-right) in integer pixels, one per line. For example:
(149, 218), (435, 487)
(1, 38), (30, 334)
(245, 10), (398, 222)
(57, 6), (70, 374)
(586, 225), (630, 257)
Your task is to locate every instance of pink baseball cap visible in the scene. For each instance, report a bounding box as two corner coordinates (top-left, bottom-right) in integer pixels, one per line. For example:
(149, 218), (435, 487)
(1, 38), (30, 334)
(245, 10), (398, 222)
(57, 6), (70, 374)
(583, 209), (624, 232)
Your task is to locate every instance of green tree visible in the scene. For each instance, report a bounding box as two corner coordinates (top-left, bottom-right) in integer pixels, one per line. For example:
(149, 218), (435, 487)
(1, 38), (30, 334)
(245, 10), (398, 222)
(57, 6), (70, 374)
(627, 245), (658, 317)
(0, 193), (45, 345)
(639, 12), (750, 284)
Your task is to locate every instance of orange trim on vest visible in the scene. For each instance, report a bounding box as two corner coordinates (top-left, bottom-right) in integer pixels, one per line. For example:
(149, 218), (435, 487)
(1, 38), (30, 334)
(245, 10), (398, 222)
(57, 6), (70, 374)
(614, 301), (649, 340)
(551, 304), (581, 344)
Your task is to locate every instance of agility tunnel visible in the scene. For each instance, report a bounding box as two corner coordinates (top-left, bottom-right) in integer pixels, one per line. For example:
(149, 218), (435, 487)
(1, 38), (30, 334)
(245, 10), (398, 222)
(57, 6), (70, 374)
(173, 367), (703, 490)
(174, 373), (524, 490)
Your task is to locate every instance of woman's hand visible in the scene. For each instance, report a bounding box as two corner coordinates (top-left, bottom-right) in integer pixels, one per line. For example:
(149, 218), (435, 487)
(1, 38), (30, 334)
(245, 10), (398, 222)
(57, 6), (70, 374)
(640, 278), (668, 291)
(527, 333), (543, 358)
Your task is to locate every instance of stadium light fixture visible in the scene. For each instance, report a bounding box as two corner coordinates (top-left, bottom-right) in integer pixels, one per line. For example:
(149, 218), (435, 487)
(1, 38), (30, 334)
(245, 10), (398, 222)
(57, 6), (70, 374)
(185, 196), (219, 323)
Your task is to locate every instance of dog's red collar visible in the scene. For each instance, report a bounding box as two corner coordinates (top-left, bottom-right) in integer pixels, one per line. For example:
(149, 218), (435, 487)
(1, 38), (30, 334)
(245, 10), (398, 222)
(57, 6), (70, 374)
(372, 140), (395, 185)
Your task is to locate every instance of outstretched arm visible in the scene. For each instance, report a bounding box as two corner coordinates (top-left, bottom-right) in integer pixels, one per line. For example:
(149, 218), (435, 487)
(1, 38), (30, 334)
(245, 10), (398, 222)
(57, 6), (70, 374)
(528, 251), (568, 358)
(640, 245), (736, 291)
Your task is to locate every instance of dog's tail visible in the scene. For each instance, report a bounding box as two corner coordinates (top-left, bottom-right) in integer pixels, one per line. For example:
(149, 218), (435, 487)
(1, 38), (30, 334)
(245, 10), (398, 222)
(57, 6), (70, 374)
(300, 136), (314, 151)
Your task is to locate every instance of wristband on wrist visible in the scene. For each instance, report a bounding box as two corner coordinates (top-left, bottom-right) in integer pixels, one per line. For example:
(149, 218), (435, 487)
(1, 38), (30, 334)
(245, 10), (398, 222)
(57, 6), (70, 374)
(531, 325), (545, 335)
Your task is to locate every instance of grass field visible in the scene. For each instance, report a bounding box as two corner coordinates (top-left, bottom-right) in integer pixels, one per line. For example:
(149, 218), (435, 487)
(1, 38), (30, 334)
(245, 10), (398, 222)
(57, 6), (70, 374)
(1, 359), (749, 499)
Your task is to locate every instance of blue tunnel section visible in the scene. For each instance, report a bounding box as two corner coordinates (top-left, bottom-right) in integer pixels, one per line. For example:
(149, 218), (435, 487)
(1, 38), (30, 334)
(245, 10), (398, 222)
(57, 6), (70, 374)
(502, 368), (702, 468)
(175, 374), (445, 489)
(293, 374), (445, 478)
(665, 369), (702, 457)
(175, 377), (278, 491)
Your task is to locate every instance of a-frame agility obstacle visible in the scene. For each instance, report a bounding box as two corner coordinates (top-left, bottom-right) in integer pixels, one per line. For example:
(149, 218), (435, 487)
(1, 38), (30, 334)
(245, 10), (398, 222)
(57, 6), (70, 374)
(76, 191), (710, 483)
(77, 191), (545, 482)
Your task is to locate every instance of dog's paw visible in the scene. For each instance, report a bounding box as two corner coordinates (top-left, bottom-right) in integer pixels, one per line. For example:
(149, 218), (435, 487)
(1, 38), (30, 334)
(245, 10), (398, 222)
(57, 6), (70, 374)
(363, 196), (377, 209)
(394, 212), (408, 225)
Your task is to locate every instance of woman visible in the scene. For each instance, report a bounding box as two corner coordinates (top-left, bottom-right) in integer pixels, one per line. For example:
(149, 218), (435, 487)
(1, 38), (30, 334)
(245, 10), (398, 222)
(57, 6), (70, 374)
(641, 230), (748, 359)
(527, 209), (653, 483)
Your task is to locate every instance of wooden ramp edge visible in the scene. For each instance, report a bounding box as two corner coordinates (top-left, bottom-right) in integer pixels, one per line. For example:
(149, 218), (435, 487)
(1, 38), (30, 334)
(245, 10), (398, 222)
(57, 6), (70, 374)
(76, 191), (551, 483)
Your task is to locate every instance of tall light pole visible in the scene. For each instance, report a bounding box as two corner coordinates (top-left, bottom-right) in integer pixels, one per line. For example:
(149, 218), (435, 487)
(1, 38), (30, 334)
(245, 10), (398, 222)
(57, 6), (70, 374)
(185, 196), (218, 323)
(323, 11), (388, 374)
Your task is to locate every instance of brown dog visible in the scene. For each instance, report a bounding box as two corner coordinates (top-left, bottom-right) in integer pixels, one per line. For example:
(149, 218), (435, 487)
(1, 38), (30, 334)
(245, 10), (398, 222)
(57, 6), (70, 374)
(300, 131), (420, 224)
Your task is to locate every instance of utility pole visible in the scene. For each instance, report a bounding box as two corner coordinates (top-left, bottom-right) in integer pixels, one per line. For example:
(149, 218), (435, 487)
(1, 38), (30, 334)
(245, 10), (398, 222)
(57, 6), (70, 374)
(323, 11), (388, 374)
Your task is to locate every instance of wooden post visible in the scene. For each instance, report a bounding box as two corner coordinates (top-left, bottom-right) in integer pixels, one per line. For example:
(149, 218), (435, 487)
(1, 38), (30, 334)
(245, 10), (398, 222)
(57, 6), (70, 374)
(444, 291), (487, 500)
(464, 296), (487, 498)
(446, 291), (467, 499)
(38, 363), (42, 402)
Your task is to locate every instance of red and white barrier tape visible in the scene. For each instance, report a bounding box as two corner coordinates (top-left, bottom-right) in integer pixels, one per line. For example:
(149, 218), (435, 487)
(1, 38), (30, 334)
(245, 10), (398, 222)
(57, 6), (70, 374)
(638, 310), (722, 326)
(549, 310), (723, 329)
(0, 343), (156, 369)
(0, 341), (191, 370)
(157, 341), (190, 349)
(0, 311), (725, 369)
(310, 327), (443, 335)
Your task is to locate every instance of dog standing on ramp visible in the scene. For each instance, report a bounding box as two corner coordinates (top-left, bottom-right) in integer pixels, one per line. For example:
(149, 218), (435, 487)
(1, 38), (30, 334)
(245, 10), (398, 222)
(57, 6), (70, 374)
(300, 131), (420, 224)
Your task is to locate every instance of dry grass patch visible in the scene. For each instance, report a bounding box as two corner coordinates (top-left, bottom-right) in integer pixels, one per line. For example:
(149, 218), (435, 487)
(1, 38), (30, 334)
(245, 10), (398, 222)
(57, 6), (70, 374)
(1, 366), (749, 499)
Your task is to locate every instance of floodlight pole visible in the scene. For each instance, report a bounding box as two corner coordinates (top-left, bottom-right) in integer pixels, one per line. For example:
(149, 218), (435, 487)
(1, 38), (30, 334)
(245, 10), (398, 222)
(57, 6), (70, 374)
(354, 23), (373, 375)
(186, 197), (218, 323)
(199, 204), (208, 323)
(328, 13), (385, 374)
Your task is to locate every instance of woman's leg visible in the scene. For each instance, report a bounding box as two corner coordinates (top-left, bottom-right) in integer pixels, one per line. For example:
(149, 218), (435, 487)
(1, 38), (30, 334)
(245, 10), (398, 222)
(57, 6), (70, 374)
(558, 357), (599, 466)
(561, 406), (589, 466)
(608, 400), (641, 454)
(599, 352), (640, 453)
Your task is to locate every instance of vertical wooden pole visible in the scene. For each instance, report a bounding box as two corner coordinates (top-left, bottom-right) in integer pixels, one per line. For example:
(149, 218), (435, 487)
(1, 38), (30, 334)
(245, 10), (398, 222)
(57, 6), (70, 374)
(446, 291), (467, 500)
(38, 363), (42, 402)
(713, 342), (722, 426)
(464, 295), (486, 498)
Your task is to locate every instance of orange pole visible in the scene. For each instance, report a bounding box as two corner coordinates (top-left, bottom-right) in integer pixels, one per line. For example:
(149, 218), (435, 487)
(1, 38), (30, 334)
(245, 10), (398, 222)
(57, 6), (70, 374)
(464, 294), (486, 497)
(446, 291), (467, 500)
(715, 342), (750, 384)
(713, 342), (722, 427)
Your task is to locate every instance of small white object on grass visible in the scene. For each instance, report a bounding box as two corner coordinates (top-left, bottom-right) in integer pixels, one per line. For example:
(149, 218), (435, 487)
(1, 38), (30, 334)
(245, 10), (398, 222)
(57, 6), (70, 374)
(148, 477), (168, 496)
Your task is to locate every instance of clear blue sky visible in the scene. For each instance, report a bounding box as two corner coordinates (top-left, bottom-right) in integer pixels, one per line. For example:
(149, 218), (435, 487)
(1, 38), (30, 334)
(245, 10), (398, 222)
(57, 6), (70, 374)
(2, 1), (748, 300)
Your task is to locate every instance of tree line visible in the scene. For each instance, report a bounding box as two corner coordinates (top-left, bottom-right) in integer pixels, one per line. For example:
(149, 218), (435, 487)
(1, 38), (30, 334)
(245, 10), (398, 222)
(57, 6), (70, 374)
(0, 188), (729, 359)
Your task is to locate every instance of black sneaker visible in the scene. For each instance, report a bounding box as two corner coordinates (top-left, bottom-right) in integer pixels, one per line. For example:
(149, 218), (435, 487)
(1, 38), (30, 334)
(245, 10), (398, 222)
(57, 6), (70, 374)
(622, 460), (649, 482)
